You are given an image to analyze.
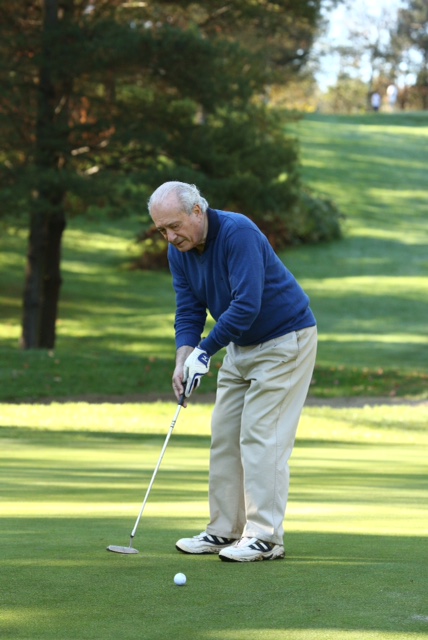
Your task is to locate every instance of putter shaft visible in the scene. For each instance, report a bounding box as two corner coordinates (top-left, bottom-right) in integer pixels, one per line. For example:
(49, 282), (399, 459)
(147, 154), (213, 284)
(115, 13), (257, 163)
(107, 393), (185, 553)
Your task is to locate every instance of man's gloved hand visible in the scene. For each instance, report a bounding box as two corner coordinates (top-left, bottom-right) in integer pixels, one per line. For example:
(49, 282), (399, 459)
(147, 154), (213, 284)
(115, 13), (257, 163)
(183, 347), (210, 398)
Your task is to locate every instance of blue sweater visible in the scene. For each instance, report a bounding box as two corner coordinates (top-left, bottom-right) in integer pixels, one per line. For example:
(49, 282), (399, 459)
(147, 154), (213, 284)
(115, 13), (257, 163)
(168, 208), (316, 356)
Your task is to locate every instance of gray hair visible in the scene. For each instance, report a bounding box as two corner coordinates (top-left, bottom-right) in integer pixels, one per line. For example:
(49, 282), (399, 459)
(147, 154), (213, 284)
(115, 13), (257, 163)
(148, 181), (209, 217)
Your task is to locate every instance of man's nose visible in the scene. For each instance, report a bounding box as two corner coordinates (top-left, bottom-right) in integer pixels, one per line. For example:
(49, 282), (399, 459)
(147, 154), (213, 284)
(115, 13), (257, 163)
(166, 229), (177, 243)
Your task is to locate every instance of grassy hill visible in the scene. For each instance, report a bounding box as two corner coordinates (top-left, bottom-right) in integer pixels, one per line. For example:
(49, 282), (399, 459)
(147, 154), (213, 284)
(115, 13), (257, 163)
(0, 112), (427, 401)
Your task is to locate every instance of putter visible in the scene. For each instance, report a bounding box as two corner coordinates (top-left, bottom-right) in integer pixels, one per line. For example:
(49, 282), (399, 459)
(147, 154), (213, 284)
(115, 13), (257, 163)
(107, 393), (186, 555)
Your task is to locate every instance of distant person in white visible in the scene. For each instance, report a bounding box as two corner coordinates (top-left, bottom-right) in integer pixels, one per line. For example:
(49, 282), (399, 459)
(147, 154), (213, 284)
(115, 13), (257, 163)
(386, 84), (398, 110)
(371, 92), (382, 112)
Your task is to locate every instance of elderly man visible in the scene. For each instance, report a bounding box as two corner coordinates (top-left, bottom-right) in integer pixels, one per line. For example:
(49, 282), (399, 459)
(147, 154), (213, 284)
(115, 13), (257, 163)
(148, 181), (317, 562)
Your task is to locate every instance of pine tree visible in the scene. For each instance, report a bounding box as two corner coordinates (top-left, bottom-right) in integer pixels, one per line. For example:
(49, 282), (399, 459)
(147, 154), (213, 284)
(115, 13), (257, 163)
(0, 0), (336, 349)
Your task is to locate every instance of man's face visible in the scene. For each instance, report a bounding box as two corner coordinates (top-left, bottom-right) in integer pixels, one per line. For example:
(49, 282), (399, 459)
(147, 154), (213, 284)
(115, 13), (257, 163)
(151, 194), (206, 252)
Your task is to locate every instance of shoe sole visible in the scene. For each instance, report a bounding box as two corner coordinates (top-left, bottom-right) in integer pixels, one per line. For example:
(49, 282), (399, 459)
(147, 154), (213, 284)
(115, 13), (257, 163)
(175, 544), (227, 555)
(219, 551), (285, 563)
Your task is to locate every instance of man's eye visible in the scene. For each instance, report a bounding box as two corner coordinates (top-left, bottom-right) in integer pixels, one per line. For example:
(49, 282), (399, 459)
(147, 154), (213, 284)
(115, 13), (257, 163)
(158, 224), (180, 234)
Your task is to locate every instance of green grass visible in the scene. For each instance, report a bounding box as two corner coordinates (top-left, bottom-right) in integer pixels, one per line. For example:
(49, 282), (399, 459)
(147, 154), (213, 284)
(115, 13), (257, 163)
(1, 112), (427, 401)
(1, 401), (427, 640)
(284, 111), (428, 397)
(1, 113), (427, 640)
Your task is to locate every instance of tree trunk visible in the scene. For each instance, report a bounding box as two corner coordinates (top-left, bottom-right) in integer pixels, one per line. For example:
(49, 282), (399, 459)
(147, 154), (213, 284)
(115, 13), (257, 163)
(38, 212), (66, 348)
(22, 211), (47, 349)
(22, 207), (66, 349)
(21, 0), (70, 349)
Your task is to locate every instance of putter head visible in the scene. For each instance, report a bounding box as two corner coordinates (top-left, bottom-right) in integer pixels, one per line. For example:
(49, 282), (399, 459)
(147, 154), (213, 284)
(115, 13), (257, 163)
(106, 545), (139, 554)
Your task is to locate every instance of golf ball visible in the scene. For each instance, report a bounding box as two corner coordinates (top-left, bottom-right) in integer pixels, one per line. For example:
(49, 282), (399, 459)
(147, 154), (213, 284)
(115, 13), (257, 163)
(174, 572), (187, 586)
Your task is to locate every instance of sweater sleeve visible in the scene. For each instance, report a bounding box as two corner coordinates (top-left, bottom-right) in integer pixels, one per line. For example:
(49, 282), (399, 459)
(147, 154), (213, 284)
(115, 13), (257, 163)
(171, 259), (207, 350)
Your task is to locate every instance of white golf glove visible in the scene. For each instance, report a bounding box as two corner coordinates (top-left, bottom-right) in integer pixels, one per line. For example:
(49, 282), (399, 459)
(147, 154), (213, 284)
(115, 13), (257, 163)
(183, 347), (210, 398)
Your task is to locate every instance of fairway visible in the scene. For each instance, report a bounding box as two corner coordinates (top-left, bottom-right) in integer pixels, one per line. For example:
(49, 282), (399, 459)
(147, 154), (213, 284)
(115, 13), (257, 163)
(286, 112), (428, 385)
(1, 112), (427, 639)
(1, 401), (427, 640)
(1, 113), (428, 401)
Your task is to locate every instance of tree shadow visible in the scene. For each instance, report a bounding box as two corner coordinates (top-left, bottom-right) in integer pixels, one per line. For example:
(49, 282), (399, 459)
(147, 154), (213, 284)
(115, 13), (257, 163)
(1, 518), (426, 638)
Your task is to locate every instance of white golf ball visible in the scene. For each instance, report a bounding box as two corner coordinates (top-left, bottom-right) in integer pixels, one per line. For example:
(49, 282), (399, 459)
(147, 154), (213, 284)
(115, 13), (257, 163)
(174, 572), (187, 586)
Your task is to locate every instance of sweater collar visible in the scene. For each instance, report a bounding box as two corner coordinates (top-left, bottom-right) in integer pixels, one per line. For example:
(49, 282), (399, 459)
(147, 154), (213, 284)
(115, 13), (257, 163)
(204, 208), (220, 250)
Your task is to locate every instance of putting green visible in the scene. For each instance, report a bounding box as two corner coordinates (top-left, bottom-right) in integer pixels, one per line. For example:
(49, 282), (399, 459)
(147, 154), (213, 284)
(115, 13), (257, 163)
(1, 402), (427, 640)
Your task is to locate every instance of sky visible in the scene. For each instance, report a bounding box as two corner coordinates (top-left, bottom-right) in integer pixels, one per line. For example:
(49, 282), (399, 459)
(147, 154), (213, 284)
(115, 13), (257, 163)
(314, 0), (407, 91)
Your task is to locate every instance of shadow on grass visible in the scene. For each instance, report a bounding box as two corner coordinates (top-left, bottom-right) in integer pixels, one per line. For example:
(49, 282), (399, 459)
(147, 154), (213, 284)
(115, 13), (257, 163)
(2, 428), (426, 508)
(0, 426), (211, 445)
(289, 236), (428, 279)
(0, 518), (427, 639)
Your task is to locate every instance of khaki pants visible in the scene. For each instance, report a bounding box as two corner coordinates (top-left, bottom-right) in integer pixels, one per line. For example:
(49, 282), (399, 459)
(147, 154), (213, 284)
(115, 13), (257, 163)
(206, 326), (317, 545)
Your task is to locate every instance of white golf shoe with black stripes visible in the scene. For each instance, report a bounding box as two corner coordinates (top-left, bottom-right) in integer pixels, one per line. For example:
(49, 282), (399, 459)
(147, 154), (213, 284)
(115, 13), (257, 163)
(219, 537), (285, 562)
(176, 531), (238, 555)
